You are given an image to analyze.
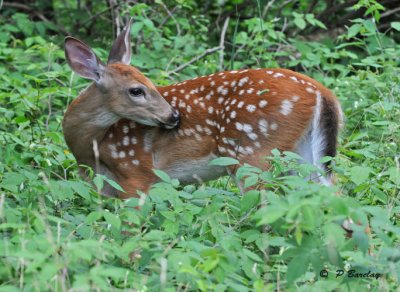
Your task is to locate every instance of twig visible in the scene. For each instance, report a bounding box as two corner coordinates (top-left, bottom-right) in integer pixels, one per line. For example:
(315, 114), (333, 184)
(219, 16), (230, 71)
(158, 2), (181, 36)
(381, 6), (400, 19)
(167, 46), (222, 75)
(108, 0), (121, 36)
(157, 6), (178, 29)
(262, 0), (276, 18)
(80, 2), (121, 27)
(2, 2), (68, 34)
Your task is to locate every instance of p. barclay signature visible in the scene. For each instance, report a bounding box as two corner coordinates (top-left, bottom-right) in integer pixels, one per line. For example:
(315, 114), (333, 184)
(319, 269), (382, 279)
(336, 269), (381, 279)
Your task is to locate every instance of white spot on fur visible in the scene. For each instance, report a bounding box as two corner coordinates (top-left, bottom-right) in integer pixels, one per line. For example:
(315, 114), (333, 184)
(235, 122), (243, 131)
(270, 122), (278, 130)
(206, 119), (217, 127)
(247, 132), (258, 140)
(122, 136), (129, 146)
(306, 87), (315, 94)
(217, 85), (228, 95)
(195, 125), (203, 132)
(273, 73), (285, 78)
(132, 159), (140, 166)
(119, 151), (126, 158)
(243, 124), (253, 133)
(280, 100), (293, 115)
(184, 128), (193, 136)
(238, 77), (249, 87)
(237, 101), (245, 108)
(218, 146), (227, 153)
(122, 125), (129, 134)
(230, 111), (237, 119)
(208, 106), (214, 114)
(259, 100), (268, 108)
(246, 104), (257, 113)
(292, 95), (300, 102)
(259, 119), (268, 137)
(128, 149), (135, 156)
(204, 127), (212, 135)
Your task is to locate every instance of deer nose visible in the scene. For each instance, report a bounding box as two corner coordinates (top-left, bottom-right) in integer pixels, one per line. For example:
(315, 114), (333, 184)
(169, 108), (180, 126)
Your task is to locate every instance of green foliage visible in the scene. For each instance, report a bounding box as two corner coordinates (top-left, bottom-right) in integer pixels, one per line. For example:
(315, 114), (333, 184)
(1, 0), (399, 291)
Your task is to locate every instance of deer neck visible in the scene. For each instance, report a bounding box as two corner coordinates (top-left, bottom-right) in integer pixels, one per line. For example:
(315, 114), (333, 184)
(63, 84), (119, 168)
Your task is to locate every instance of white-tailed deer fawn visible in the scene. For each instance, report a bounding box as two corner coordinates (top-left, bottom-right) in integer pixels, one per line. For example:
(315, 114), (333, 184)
(64, 21), (342, 198)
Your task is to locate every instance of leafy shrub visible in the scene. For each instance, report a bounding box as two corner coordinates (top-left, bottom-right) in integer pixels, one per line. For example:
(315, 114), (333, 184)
(0, 1), (399, 290)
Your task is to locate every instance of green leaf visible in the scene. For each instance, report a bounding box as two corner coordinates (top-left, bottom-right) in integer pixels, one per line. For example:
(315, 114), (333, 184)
(241, 190), (259, 212)
(103, 211), (121, 230)
(391, 22), (400, 31)
(209, 157), (239, 166)
(102, 175), (126, 192)
(255, 206), (286, 225)
(349, 166), (372, 185)
(287, 255), (309, 284)
(293, 14), (306, 30)
(70, 181), (91, 200)
(348, 23), (361, 38)
(153, 169), (171, 183)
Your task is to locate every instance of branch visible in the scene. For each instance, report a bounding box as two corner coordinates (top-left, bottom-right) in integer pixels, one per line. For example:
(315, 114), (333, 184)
(158, 2), (181, 36)
(80, 2), (121, 28)
(381, 6), (400, 19)
(2, 2), (69, 34)
(167, 46), (222, 75)
(219, 16), (230, 71)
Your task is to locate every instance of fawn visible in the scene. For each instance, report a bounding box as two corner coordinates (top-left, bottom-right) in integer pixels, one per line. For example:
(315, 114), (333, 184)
(63, 21), (342, 198)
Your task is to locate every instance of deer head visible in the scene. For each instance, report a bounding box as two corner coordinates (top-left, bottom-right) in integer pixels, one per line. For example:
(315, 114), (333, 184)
(64, 20), (180, 130)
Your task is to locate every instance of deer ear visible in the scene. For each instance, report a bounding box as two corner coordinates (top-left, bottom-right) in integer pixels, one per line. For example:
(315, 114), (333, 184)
(65, 37), (105, 82)
(107, 18), (133, 65)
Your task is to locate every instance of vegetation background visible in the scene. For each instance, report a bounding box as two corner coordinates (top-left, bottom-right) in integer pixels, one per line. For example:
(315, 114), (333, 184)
(0, 0), (399, 291)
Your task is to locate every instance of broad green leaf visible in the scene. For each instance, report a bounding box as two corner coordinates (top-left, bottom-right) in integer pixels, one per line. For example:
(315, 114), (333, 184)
(287, 255), (309, 284)
(255, 206), (286, 225)
(293, 14), (306, 29)
(348, 23), (361, 38)
(391, 22), (400, 31)
(103, 212), (121, 230)
(153, 169), (171, 183)
(209, 157), (239, 166)
(241, 190), (259, 212)
(349, 166), (372, 185)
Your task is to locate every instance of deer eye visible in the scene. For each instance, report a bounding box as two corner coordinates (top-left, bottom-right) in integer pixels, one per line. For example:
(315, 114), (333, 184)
(128, 88), (144, 97)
